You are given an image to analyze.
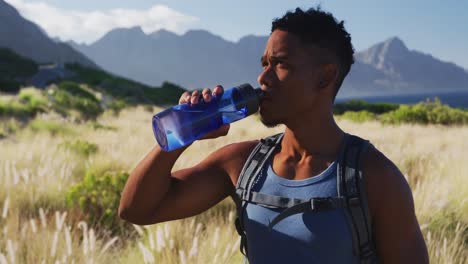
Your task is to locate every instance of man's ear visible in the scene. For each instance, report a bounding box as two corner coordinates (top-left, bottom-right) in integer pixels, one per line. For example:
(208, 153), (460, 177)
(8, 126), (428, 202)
(318, 63), (339, 89)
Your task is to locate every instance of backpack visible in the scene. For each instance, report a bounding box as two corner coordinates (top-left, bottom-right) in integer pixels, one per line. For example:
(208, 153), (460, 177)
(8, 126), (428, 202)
(231, 132), (378, 263)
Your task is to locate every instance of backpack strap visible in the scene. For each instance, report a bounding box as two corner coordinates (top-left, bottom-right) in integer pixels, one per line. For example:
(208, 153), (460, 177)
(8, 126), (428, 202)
(237, 187), (347, 230)
(233, 132), (284, 258)
(236, 189), (309, 208)
(263, 133), (349, 230)
(337, 134), (378, 263)
(267, 196), (346, 230)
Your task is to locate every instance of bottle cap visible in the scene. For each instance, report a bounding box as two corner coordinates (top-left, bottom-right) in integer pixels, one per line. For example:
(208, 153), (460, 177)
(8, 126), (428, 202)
(255, 88), (266, 100)
(236, 83), (262, 115)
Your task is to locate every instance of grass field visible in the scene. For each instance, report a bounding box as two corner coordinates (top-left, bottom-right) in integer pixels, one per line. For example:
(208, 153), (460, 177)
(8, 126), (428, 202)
(0, 106), (466, 263)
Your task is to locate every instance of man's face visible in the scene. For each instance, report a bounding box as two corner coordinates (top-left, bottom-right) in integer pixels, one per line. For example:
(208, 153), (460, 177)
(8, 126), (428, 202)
(257, 29), (327, 127)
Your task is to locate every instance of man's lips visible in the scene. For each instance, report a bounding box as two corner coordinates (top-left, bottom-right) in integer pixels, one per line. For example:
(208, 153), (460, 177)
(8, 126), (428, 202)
(260, 97), (271, 108)
(260, 98), (271, 106)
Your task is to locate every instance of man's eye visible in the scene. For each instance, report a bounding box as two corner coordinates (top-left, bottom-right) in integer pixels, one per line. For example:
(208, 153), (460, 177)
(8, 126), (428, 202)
(277, 61), (287, 67)
(272, 59), (285, 66)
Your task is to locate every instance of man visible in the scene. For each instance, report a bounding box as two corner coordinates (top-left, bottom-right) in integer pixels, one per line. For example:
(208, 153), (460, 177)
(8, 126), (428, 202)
(119, 7), (429, 263)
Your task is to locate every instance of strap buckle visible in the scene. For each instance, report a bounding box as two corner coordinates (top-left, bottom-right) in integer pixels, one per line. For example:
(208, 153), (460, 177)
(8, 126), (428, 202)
(359, 243), (376, 259)
(310, 197), (332, 211)
(348, 197), (361, 207)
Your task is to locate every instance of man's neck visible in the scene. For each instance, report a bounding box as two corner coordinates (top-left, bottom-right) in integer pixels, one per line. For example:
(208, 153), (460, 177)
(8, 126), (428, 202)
(280, 108), (344, 164)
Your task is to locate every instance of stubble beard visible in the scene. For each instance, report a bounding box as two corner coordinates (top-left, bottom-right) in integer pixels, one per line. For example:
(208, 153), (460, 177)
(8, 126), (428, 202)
(259, 114), (281, 128)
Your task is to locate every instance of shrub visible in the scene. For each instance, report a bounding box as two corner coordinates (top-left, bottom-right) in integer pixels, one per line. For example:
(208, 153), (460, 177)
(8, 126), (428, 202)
(381, 104), (428, 124)
(0, 119), (21, 138)
(66, 170), (130, 235)
(57, 81), (99, 103)
(60, 139), (98, 157)
(143, 104), (154, 113)
(0, 89), (47, 120)
(88, 122), (117, 131)
(18, 88), (48, 113)
(341, 110), (377, 123)
(29, 119), (73, 135)
(336, 98), (468, 125)
(333, 100), (399, 115)
(0, 100), (33, 119)
(426, 206), (468, 247)
(426, 103), (467, 125)
(142, 81), (186, 106)
(50, 83), (103, 120)
(107, 99), (126, 115)
(381, 98), (468, 125)
(70, 95), (103, 120)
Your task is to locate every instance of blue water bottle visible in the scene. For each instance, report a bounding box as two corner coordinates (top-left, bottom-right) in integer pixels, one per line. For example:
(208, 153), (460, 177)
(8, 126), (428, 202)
(152, 83), (264, 152)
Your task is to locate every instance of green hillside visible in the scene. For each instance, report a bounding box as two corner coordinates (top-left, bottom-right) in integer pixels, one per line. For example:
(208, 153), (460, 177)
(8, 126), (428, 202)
(0, 48), (38, 93)
(65, 63), (186, 106)
(0, 49), (189, 135)
(0, 48), (186, 107)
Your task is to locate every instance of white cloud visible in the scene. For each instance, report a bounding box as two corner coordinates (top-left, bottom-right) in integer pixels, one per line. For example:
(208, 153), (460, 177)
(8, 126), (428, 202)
(5, 0), (200, 44)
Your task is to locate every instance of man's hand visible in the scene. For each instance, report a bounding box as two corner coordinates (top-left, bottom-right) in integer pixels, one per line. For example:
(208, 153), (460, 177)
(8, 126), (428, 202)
(178, 85), (230, 140)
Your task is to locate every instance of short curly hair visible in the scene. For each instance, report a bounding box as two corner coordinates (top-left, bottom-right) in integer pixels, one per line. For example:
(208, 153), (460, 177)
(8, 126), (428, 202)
(272, 7), (354, 99)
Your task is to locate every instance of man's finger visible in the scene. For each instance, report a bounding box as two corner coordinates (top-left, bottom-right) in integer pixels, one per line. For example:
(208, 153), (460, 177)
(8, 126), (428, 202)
(191, 90), (200, 104)
(212, 85), (224, 96)
(179, 91), (191, 104)
(202, 88), (212, 102)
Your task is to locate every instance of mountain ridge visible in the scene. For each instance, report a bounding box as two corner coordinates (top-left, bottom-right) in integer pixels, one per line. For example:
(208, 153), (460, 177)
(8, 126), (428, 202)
(3, 0), (467, 96)
(70, 28), (468, 96)
(353, 36), (468, 94)
(70, 29), (468, 96)
(0, 0), (98, 68)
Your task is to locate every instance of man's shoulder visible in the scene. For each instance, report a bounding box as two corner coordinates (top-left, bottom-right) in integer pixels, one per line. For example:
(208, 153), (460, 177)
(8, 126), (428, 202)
(206, 139), (260, 183)
(214, 139), (260, 161)
(361, 143), (398, 175)
(361, 143), (405, 185)
(360, 142), (413, 219)
(345, 134), (398, 178)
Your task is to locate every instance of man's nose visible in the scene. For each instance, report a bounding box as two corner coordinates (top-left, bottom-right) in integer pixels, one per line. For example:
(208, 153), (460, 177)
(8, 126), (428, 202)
(257, 66), (273, 88)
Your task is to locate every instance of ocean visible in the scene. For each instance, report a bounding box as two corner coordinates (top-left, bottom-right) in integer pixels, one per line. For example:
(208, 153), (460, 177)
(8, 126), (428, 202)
(336, 90), (468, 109)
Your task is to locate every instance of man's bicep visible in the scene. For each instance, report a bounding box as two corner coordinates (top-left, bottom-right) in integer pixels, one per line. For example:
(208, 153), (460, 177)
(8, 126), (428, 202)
(366, 150), (429, 263)
(147, 141), (257, 224)
(147, 148), (235, 224)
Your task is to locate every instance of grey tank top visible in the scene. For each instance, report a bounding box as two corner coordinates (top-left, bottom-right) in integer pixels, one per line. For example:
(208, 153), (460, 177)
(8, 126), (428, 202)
(243, 154), (360, 264)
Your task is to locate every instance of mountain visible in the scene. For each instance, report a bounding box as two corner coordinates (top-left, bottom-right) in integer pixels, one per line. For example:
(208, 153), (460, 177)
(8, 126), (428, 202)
(0, 0), (97, 68)
(348, 37), (468, 95)
(72, 27), (468, 95)
(70, 28), (266, 90)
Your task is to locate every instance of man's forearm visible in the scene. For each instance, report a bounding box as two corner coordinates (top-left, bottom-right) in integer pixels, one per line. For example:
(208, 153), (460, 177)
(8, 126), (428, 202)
(118, 144), (189, 223)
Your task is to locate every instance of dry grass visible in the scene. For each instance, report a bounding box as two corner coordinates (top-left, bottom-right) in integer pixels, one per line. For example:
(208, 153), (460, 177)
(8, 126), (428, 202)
(0, 106), (466, 263)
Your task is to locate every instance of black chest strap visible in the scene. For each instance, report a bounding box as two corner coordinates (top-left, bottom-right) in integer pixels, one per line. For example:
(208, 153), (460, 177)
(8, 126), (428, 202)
(267, 196), (347, 229)
(236, 188), (347, 229)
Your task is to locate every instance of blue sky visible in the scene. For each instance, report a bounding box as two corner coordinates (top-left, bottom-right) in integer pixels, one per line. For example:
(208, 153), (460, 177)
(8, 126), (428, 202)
(7, 0), (468, 69)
